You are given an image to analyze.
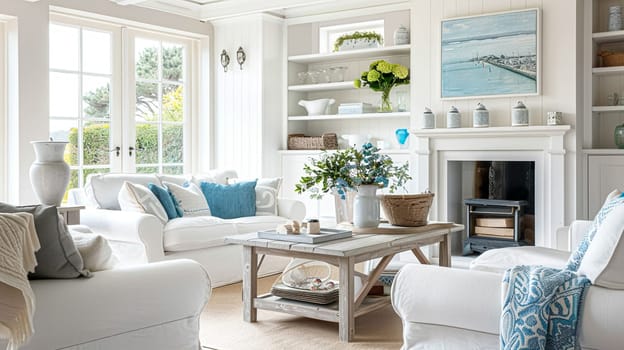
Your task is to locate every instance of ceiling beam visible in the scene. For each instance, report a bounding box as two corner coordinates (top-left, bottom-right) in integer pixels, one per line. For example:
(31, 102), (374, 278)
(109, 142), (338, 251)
(200, 0), (335, 21)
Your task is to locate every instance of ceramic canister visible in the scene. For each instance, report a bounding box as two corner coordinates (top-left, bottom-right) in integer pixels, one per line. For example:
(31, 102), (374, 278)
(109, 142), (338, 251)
(473, 103), (489, 128)
(422, 107), (435, 129)
(447, 106), (461, 128)
(511, 101), (529, 126)
(394, 25), (410, 45)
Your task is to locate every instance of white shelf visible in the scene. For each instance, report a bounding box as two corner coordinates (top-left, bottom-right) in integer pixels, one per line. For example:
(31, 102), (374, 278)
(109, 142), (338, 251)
(288, 81), (354, 92)
(288, 45), (411, 64)
(592, 66), (624, 75)
(583, 149), (624, 155)
(592, 105), (624, 112)
(278, 149), (410, 155)
(288, 112), (410, 121)
(593, 30), (624, 44)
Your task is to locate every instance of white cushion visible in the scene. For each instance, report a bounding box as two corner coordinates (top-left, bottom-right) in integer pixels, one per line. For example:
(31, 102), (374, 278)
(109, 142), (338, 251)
(85, 173), (160, 210)
(191, 169), (238, 187)
(117, 182), (168, 224)
(578, 204), (624, 289)
(163, 215), (288, 252)
(70, 231), (118, 272)
(157, 174), (192, 186)
(163, 216), (237, 251)
(469, 246), (570, 274)
(163, 182), (211, 217)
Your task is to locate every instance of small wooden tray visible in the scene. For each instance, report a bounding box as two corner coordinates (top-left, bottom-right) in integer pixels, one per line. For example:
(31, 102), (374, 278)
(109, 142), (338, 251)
(257, 228), (352, 243)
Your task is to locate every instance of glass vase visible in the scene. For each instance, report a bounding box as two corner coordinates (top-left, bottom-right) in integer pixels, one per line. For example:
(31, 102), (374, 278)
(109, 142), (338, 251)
(379, 89), (393, 113)
(615, 123), (624, 149)
(353, 185), (380, 228)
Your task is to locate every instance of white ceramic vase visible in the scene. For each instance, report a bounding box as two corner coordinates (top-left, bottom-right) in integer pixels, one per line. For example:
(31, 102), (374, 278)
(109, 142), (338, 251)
(353, 185), (380, 228)
(29, 141), (70, 206)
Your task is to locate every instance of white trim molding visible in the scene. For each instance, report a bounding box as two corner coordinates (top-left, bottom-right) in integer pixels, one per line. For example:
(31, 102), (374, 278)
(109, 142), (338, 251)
(410, 125), (572, 249)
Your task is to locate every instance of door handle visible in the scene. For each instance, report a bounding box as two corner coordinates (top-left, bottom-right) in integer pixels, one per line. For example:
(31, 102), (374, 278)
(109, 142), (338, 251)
(128, 146), (144, 157)
(109, 146), (121, 157)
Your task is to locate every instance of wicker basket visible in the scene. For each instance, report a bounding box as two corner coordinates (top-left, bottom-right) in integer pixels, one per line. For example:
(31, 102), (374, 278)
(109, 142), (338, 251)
(380, 193), (434, 227)
(599, 51), (624, 67)
(288, 133), (338, 150)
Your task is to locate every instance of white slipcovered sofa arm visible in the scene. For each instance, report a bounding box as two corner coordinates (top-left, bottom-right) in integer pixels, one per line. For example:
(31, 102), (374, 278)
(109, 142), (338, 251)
(569, 220), (592, 251)
(391, 264), (502, 335)
(278, 198), (306, 221)
(80, 209), (165, 261)
(22, 260), (210, 350)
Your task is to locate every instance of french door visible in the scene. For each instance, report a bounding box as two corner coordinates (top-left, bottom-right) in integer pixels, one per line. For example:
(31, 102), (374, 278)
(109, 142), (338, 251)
(49, 15), (191, 195)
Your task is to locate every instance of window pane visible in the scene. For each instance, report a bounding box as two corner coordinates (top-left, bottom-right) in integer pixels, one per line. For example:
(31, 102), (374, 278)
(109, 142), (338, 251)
(50, 119), (78, 165)
(82, 121), (110, 166)
(136, 166), (158, 174)
(136, 123), (158, 164)
(83, 76), (110, 119)
(50, 24), (79, 71)
(50, 72), (79, 118)
(163, 165), (183, 175)
(163, 124), (183, 163)
(82, 30), (111, 75)
(162, 43), (184, 82)
(135, 39), (159, 80)
(136, 82), (159, 121)
(162, 85), (183, 122)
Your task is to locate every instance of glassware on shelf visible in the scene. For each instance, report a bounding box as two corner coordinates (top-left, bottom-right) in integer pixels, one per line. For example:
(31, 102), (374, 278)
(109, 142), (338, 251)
(395, 128), (409, 149)
(329, 66), (347, 82)
(609, 6), (622, 31)
(396, 90), (408, 112)
(615, 124), (624, 148)
(297, 71), (308, 84)
(319, 69), (331, 83)
(307, 70), (321, 84)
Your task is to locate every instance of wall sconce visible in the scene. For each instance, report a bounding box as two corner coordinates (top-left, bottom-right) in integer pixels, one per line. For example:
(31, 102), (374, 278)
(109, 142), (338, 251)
(236, 46), (246, 70)
(220, 49), (230, 72)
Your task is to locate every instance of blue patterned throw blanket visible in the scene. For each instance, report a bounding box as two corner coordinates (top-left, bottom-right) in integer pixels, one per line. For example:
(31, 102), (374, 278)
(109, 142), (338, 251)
(500, 265), (590, 350)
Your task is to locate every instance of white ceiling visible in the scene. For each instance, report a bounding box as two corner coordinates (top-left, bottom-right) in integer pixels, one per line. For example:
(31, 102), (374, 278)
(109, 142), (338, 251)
(108, 0), (408, 21)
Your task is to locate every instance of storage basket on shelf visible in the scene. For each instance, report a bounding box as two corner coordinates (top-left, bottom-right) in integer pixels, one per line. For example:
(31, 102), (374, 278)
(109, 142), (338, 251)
(380, 192), (434, 227)
(599, 51), (624, 67)
(287, 133), (338, 150)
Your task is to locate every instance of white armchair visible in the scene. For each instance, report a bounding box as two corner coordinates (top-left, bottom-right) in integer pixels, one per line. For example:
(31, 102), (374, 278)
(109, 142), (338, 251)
(391, 220), (624, 350)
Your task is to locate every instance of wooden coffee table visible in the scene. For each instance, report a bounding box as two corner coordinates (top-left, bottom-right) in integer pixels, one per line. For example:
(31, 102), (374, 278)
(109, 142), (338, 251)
(224, 222), (464, 342)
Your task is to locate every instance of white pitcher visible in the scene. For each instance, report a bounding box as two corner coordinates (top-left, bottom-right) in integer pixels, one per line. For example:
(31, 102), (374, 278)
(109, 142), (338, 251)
(298, 98), (335, 116)
(341, 134), (370, 149)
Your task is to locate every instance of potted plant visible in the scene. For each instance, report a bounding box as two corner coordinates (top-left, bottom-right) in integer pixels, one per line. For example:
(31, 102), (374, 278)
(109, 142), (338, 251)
(295, 143), (411, 228)
(354, 60), (410, 112)
(333, 31), (383, 52)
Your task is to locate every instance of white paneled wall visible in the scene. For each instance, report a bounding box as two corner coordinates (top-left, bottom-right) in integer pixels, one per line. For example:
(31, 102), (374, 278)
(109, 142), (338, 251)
(212, 14), (283, 178)
(411, 0), (579, 223)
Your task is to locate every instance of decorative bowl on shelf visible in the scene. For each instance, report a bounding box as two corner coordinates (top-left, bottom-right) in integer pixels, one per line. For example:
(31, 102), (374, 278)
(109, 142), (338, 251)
(298, 98), (335, 116)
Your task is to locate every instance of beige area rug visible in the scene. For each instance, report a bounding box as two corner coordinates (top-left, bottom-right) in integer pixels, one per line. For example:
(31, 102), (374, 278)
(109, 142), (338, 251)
(199, 276), (403, 350)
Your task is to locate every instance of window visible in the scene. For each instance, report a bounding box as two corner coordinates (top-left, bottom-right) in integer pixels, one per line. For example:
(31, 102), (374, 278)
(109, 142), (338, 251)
(319, 20), (384, 53)
(49, 15), (195, 194)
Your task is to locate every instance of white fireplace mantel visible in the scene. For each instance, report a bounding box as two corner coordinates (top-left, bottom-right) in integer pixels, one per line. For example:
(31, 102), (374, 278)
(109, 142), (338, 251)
(410, 125), (572, 249)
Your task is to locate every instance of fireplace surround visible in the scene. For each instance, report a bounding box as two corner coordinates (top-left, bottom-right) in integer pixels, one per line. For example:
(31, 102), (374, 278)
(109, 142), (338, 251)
(410, 125), (571, 249)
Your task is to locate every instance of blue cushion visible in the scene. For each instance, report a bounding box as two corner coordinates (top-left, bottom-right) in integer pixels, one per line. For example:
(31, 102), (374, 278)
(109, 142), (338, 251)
(148, 183), (181, 220)
(200, 180), (257, 219)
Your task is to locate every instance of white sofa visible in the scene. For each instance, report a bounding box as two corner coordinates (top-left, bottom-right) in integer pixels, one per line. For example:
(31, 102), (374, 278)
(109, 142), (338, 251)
(0, 259), (210, 350)
(70, 170), (306, 287)
(391, 220), (624, 350)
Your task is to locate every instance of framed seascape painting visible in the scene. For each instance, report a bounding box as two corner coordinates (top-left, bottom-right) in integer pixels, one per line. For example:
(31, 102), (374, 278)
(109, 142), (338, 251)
(441, 9), (540, 99)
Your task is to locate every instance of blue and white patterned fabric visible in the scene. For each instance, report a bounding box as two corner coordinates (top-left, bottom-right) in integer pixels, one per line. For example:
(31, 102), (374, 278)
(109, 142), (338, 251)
(565, 194), (624, 271)
(500, 265), (590, 350)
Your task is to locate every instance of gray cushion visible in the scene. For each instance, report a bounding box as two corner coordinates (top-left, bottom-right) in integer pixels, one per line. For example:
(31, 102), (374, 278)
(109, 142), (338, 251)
(0, 203), (89, 278)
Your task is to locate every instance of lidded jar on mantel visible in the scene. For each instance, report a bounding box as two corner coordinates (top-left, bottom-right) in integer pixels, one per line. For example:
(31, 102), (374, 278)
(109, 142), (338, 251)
(446, 106), (461, 128)
(472, 102), (489, 128)
(421, 107), (435, 129)
(511, 101), (529, 126)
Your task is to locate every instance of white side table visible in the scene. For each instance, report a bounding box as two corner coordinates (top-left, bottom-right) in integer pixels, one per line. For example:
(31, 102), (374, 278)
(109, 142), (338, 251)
(58, 205), (84, 225)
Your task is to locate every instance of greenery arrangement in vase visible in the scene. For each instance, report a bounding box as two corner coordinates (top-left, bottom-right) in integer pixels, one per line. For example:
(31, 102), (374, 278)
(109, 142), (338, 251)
(295, 143), (411, 227)
(333, 31), (383, 52)
(354, 60), (410, 112)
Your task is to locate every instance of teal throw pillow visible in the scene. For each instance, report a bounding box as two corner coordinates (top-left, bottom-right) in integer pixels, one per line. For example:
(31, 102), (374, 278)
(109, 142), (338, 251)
(148, 183), (181, 220)
(200, 180), (257, 219)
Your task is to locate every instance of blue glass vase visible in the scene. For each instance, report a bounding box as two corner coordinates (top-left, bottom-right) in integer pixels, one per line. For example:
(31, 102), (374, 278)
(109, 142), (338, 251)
(395, 128), (409, 149)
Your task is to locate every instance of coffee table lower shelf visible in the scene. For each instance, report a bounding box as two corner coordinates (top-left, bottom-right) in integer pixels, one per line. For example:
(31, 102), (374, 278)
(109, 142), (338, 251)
(255, 293), (390, 323)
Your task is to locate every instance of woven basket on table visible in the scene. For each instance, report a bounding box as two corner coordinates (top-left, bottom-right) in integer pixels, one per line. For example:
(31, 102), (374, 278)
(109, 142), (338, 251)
(380, 193), (434, 227)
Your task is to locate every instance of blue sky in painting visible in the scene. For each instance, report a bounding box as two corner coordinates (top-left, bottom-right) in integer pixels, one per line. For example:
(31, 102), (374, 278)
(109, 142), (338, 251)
(442, 10), (537, 44)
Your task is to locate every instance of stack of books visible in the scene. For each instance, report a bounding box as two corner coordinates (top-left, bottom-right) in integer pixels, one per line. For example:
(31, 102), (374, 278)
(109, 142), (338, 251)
(338, 102), (376, 114)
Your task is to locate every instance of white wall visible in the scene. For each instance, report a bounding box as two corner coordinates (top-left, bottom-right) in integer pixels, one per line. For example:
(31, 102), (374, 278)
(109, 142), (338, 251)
(0, 0), (211, 204)
(411, 0), (578, 224)
(211, 14), (283, 178)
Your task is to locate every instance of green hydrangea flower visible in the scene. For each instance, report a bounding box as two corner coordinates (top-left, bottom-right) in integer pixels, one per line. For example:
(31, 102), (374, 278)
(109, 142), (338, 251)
(377, 61), (393, 74)
(353, 79), (361, 88)
(392, 64), (409, 79)
(367, 70), (381, 82)
(369, 60), (383, 70)
(361, 71), (369, 80)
